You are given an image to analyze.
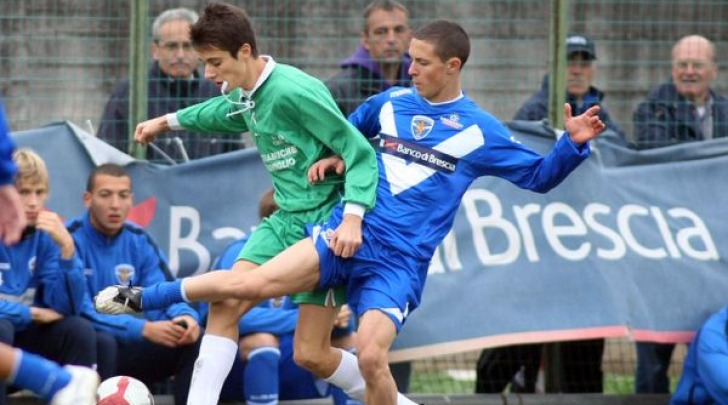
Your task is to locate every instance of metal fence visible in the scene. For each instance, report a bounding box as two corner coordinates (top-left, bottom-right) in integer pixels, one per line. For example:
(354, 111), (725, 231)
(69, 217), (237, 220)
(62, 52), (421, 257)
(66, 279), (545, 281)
(1, 0), (726, 396)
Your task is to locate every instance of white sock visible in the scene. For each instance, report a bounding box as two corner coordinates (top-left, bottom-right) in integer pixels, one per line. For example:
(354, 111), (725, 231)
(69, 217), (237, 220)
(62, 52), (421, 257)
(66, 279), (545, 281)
(324, 348), (417, 405)
(186, 334), (238, 405)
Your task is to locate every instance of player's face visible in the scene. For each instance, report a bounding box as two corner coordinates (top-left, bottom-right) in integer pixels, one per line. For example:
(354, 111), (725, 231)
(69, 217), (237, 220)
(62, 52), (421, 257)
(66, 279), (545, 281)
(152, 19), (198, 79)
(566, 53), (594, 98)
(362, 8), (411, 65)
(84, 174), (133, 237)
(408, 38), (452, 103)
(671, 41), (716, 104)
(16, 179), (48, 226)
(198, 45), (255, 91)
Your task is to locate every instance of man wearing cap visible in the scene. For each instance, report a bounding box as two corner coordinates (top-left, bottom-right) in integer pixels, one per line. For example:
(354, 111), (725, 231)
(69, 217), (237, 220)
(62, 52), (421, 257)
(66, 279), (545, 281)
(474, 34), (618, 395)
(512, 34), (626, 141)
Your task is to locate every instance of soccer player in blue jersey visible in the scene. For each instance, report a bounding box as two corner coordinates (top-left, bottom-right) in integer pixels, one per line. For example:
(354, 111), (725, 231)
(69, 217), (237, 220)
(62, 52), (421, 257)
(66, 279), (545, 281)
(96, 20), (606, 404)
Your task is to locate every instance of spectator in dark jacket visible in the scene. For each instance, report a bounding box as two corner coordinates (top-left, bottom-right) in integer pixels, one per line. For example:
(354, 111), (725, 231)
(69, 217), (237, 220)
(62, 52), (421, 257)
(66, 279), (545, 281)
(513, 34), (626, 141)
(97, 8), (243, 163)
(325, 0), (412, 116)
(633, 35), (728, 149)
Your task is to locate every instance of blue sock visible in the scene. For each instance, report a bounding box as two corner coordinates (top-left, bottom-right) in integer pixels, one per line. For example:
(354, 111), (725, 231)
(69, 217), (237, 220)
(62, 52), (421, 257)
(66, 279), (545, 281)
(10, 350), (71, 401)
(142, 279), (184, 309)
(245, 347), (280, 405)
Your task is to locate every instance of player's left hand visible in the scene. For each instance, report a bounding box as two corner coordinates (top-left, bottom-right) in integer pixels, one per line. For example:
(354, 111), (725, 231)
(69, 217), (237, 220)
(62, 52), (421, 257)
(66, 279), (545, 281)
(35, 211), (75, 259)
(173, 315), (200, 345)
(308, 155), (345, 184)
(565, 103), (607, 145)
(329, 214), (362, 258)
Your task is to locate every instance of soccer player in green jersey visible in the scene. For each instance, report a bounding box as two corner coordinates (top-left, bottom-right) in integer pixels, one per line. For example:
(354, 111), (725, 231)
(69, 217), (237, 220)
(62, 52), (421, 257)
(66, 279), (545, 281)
(132, 3), (389, 404)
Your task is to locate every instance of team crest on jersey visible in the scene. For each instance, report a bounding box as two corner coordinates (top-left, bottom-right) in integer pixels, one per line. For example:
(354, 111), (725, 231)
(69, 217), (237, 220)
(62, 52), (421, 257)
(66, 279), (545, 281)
(115, 264), (135, 284)
(411, 115), (434, 140)
(440, 114), (463, 130)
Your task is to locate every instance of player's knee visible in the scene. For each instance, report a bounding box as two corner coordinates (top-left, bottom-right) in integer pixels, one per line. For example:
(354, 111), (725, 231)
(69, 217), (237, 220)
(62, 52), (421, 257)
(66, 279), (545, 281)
(293, 343), (327, 376)
(356, 343), (388, 381)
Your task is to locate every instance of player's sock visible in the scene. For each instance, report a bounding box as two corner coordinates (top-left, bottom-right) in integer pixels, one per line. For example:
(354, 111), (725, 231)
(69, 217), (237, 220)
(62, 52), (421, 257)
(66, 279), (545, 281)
(187, 334), (238, 405)
(330, 347), (363, 405)
(9, 349), (71, 401)
(244, 346), (280, 405)
(325, 348), (417, 405)
(141, 279), (186, 309)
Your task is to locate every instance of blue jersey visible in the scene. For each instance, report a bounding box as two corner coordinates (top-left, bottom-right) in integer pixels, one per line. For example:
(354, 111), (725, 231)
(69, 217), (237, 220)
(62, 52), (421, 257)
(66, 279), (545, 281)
(0, 227), (86, 330)
(314, 88), (590, 328)
(68, 212), (199, 342)
(0, 99), (16, 187)
(671, 306), (728, 405)
(349, 87), (589, 261)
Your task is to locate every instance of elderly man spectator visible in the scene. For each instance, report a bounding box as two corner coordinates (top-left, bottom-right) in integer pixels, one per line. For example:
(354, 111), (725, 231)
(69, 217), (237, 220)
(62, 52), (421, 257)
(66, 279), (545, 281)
(634, 35), (728, 149)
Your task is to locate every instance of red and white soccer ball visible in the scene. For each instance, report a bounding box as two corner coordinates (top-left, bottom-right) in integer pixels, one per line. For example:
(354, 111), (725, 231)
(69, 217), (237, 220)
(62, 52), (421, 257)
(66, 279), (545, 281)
(96, 375), (154, 405)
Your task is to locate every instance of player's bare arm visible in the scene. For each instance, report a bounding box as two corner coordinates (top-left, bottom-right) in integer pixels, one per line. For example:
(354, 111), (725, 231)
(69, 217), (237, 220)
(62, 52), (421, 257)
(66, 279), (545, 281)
(134, 115), (170, 145)
(565, 104), (607, 144)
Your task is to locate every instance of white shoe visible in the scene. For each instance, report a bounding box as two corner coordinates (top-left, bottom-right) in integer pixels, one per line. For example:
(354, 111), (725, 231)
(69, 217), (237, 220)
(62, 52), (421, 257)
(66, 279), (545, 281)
(94, 284), (143, 314)
(49, 365), (100, 405)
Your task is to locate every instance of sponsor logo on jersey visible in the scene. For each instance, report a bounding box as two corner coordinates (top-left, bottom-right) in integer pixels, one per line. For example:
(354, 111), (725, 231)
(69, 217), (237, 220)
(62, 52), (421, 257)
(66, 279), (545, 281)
(411, 115), (435, 140)
(115, 264), (135, 284)
(376, 134), (458, 173)
(440, 114), (463, 130)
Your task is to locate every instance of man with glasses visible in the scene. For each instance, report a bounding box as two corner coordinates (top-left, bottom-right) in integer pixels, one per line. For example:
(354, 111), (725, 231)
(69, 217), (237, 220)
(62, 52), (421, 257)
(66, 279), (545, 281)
(97, 8), (243, 163)
(634, 34), (728, 149)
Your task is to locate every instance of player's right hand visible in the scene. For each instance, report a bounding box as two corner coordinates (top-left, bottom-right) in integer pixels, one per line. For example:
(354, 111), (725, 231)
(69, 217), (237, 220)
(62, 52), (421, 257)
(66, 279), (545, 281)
(308, 155), (345, 184)
(329, 213), (362, 258)
(134, 115), (169, 145)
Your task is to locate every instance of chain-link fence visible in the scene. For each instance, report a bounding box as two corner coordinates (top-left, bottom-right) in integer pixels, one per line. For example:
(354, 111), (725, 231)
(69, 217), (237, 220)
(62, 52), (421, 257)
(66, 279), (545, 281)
(2, 0), (726, 395)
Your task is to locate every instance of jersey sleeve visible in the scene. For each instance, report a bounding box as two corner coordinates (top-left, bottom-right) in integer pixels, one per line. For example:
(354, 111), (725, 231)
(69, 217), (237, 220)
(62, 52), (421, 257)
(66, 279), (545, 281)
(472, 120), (590, 193)
(293, 85), (378, 211)
(176, 94), (249, 134)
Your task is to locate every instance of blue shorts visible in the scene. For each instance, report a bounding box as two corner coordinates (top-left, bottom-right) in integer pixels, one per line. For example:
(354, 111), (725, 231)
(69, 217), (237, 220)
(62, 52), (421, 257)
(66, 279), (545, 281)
(308, 208), (431, 332)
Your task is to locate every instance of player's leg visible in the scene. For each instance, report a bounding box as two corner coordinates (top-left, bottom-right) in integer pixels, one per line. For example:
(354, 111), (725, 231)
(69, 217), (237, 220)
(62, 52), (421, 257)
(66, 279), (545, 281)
(0, 343), (98, 405)
(240, 332), (281, 405)
(187, 259), (259, 405)
(356, 310), (399, 405)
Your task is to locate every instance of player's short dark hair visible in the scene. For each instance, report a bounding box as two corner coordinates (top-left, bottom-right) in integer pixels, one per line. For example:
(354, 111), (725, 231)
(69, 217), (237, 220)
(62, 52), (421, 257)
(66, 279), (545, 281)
(258, 189), (278, 220)
(86, 163), (130, 192)
(191, 2), (258, 58)
(413, 20), (470, 68)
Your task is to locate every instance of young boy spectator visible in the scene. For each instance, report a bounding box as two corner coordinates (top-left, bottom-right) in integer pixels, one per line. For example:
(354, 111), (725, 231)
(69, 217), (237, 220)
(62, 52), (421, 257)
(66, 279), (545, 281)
(0, 148), (96, 405)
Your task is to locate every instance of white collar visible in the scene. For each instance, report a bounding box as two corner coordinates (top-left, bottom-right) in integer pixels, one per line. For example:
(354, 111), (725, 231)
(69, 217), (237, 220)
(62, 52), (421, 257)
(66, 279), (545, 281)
(242, 55), (276, 99)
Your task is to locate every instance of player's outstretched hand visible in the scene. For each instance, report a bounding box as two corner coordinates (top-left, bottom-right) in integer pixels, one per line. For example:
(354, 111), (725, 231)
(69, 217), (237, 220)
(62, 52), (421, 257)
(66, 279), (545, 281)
(564, 103), (607, 145)
(329, 213), (362, 258)
(134, 115), (169, 145)
(308, 155), (345, 184)
(0, 184), (26, 245)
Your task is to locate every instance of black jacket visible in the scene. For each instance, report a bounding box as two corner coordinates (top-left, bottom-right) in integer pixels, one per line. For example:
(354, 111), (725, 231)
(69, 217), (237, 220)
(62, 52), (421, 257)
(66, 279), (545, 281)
(633, 80), (728, 149)
(97, 62), (243, 163)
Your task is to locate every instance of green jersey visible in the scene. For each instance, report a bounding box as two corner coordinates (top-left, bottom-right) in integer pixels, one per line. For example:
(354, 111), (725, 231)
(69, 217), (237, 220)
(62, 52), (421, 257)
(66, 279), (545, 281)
(173, 57), (377, 213)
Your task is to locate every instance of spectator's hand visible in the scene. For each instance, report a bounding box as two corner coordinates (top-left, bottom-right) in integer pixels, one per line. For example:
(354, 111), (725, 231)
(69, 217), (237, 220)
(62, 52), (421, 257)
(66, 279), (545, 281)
(141, 320), (185, 348)
(134, 115), (169, 145)
(565, 104), (606, 145)
(308, 156), (345, 184)
(35, 211), (74, 259)
(333, 304), (352, 329)
(330, 214), (362, 258)
(30, 307), (63, 324)
(173, 315), (200, 345)
(0, 185), (26, 245)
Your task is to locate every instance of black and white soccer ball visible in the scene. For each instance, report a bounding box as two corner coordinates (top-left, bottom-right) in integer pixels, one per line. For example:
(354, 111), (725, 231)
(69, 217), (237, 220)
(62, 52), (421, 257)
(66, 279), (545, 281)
(96, 375), (154, 405)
